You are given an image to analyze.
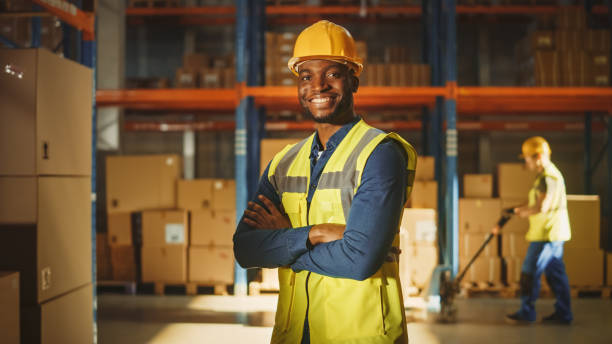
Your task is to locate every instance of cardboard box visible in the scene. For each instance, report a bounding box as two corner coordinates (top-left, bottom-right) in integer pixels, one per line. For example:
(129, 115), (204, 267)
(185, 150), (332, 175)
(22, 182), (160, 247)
(565, 195), (600, 249)
(142, 210), (188, 246)
(178, 179), (213, 211)
(584, 30), (611, 52)
(0, 177), (91, 305)
(556, 6), (586, 29)
(497, 163), (537, 200)
(96, 233), (113, 281)
(415, 156), (434, 181)
(400, 244), (438, 288)
(500, 199), (529, 233)
(107, 212), (132, 246)
(191, 210), (235, 246)
(0, 271), (19, 344)
(504, 256), (521, 285)
(534, 51), (560, 86)
(21, 283), (93, 344)
(459, 256), (502, 283)
(459, 233), (499, 258)
(189, 246), (234, 284)
(212, 179), (236, 211)
(110, 245), (137, 281)
(590, 52), (610, 76)
(459, 198), (502, 234)
(463, 174), (493, 198)
(175, 68), (198, 88)
(260, 139), (299, 175)
(409, 181), (437, 209)
(106, 154), (181, 214)
(501, 233), (530, 257)
(183, 53), (208, 70)
(0, 48), (92, 176)
(560, 51), (592, 86)
(199, 68), (222, 88)
(399, 208), (437, 246)
(260, 268), (279, 290)
(606, 253), (612, 286)
(141, 246), (187, 282)
(564, 248), (603, 286)
(555, 30), (583, 51)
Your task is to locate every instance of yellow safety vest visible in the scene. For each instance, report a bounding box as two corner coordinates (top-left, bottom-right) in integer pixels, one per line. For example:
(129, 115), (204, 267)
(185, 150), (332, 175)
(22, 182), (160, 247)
(267, 119), (416, 344)
(525, 162), (571, 242)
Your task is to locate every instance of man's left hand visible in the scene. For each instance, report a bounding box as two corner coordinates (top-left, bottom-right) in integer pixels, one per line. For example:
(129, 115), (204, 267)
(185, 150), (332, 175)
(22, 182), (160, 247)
(243, 195), (291, 230)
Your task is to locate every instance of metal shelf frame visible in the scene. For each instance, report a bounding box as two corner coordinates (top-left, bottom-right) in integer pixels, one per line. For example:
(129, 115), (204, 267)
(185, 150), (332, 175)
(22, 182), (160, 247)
(102, 0), (612, 295)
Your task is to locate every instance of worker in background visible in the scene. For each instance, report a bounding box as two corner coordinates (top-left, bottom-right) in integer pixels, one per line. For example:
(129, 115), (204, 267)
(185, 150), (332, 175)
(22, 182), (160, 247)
(504, 136), (573, 325)
(233, 20), (416, 343)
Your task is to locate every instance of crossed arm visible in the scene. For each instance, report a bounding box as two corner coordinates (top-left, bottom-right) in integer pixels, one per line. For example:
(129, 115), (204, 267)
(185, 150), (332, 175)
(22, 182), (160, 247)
(233, 140), (408, 280)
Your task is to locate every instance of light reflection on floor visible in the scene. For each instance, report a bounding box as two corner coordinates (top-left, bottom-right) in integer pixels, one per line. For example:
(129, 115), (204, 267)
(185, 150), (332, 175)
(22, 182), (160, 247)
(98, 294), (612, 344)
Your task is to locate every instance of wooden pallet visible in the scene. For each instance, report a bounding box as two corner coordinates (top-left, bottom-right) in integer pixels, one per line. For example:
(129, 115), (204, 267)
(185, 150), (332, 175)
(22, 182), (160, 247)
(128, 0), (180, 8)
(97, 280), (138, 295)
(143, 281), (230, 296)
(570, 286), (612, 299)
(460, 282), (511, 298)
(249, 281), (279, 295)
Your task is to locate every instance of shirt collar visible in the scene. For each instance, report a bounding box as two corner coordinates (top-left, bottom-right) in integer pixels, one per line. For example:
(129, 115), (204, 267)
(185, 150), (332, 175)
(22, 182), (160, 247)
(312, 116), (361, 153)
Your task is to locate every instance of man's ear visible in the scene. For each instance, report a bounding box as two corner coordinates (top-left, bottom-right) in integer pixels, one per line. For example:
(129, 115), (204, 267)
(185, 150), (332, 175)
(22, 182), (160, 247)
(351, 74), (359, 93)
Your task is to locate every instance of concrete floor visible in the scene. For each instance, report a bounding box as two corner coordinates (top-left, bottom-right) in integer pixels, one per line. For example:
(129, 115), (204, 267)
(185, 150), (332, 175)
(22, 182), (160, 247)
(98, 294), (612, 344)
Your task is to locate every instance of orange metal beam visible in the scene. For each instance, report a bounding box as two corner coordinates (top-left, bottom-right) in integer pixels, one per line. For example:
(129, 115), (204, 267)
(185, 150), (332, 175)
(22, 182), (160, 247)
(125, 6), (235, 16)
(123, 119), (605, 132)
(125, 5), (608, 18)
(32, 0), (95, 39)
(97, 87), (612, 113)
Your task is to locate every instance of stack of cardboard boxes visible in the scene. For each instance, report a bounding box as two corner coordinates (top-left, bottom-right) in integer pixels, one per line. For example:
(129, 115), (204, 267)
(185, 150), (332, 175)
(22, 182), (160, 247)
(0, 16), (62, 51)
(459, 174), (503, 285)
(498, 163), (537, 287)
(564, 195), (603, 287)
(516, 7), (610, 86)
(0, 49), (94, 343)
(179, 179), (236, 287)
(104, 155), (236, 288)
(175, 53), (235, 88)
(400, 156), (438, 296)
(266, 32), (299, 86)
(363, 63), (431, 86)
(106, 155), (182, 283)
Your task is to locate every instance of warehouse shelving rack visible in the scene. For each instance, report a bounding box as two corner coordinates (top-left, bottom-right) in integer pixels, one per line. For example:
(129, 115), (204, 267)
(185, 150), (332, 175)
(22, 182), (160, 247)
(0, 0), (98, 341)
(95, 1), (612, 297)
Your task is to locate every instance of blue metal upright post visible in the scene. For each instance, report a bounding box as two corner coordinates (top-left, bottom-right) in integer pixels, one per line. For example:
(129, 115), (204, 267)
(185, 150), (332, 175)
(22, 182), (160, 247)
(31, 7), (42, 48)
(608, 118), (612, 251)
(584, 113), (592, 194)
(443, 0), (458, 277)
(234, 0), (250, 296)
(81, 29), (98, 344)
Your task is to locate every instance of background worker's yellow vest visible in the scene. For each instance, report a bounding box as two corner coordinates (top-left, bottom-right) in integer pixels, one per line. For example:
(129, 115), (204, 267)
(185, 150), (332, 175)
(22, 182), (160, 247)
(267, 120), (416, 344)
(525, 162), (571, 242)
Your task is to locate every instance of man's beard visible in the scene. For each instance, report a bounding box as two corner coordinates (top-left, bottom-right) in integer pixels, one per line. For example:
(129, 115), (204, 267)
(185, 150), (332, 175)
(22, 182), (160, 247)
(301, 92), (354, 124)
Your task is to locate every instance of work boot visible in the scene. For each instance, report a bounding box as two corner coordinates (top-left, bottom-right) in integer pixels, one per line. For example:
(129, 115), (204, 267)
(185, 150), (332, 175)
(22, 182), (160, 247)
(541, 312), (572, 325)
(505, 312), (535, 325)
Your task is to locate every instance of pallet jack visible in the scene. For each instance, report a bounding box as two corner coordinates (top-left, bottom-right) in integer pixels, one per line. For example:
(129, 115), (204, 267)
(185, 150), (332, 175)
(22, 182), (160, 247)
(437, 208), (515, 323)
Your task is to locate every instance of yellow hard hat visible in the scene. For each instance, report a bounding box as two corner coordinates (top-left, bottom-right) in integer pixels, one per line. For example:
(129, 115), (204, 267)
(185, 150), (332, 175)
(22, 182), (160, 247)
(520, 136), (551, 158)
(288, 20), (364, 77)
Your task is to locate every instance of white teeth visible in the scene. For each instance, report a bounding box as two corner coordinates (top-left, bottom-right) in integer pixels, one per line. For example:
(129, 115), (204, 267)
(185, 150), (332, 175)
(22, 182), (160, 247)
(311, 97), (330, 104)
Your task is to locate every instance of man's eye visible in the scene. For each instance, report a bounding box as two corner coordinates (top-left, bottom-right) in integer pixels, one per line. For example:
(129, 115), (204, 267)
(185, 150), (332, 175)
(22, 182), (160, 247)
(328, 72), (340, 78)
(300, 75), (311, 81)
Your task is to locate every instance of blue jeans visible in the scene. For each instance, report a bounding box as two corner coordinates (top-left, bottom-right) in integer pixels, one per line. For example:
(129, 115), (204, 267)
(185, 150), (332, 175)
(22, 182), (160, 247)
(518, 241), (573, 322)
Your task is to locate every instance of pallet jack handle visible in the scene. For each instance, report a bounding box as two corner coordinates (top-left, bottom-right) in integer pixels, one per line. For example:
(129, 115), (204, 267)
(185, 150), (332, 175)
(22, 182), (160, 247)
(452, 208), (515, 286)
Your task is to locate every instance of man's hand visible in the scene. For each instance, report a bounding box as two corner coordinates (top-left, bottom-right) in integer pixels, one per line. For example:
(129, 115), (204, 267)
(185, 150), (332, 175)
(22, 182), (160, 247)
(243, 195), (291, 230)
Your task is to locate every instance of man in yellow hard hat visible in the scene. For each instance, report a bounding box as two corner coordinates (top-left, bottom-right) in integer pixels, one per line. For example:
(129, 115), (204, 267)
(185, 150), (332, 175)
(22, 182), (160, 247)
(234, 20), (416, 343)
(504, 136), (573, 325)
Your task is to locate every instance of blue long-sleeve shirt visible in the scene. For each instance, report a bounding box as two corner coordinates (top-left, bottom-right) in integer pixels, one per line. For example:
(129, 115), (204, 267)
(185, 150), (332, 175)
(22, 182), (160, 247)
(233, 118), (408, 280)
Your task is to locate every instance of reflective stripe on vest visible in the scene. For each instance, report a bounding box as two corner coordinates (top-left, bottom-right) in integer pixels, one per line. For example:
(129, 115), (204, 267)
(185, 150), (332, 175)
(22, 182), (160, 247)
(267, 119), (416, 344)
